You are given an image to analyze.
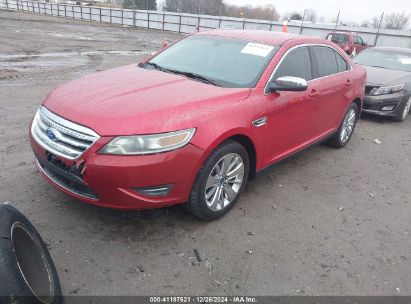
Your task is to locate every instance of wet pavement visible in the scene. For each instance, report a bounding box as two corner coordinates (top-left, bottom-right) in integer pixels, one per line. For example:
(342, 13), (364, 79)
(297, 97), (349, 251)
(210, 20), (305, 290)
(0, 10), (410, 297)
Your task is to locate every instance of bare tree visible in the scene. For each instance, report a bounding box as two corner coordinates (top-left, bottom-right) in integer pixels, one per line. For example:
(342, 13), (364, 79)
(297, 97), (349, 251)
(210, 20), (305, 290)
(283, 11), (302, 21)
(361, 20), (371, 28)
(305, 9), (317, 23)
(371, 16), (381, 28)
(163, 0), (280, 21)
(122, 0), (156, 10)
(384, 12), (410, 30)
(290, 12), (303, 20)
(225, 3), (280, 20)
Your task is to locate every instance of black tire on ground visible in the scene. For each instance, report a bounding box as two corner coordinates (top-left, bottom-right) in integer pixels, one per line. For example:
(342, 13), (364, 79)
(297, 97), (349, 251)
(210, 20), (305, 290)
(392, 97), (411, 122)
(326, 102), (359, 148)
(185, 140), (249, 221)
(0, 204), (62, 304)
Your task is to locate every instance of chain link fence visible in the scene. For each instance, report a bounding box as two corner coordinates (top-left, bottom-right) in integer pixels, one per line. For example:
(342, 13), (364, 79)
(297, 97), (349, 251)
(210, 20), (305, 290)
(1, 0), (411, 48)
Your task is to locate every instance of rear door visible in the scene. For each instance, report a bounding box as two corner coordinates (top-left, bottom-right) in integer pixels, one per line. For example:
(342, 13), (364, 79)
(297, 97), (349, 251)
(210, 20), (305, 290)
(309, 45), (353, 131)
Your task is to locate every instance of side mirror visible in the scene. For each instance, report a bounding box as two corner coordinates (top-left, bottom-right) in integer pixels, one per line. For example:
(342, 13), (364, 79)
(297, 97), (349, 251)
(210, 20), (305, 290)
(267, 76), (308, 93)
(363, 42), (368, 46)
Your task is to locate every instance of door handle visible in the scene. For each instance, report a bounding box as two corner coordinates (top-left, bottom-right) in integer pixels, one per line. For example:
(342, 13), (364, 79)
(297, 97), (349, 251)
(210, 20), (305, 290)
(308, 89), (320, 98)
(345, 79), (353, 86)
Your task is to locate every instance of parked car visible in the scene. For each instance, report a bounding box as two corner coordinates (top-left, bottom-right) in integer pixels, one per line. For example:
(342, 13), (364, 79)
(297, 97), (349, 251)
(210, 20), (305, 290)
(326, 31), (370, 56)
(354, 47), (411, 121)
(30, 30), (366, 220)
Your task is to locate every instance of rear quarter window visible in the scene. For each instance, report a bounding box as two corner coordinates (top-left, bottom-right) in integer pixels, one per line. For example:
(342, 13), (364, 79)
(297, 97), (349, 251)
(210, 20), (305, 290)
(335, 51), (350, 72)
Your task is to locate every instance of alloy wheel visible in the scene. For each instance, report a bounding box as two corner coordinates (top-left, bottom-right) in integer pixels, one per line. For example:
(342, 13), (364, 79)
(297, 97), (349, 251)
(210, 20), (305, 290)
(205, 153), (244, 212)
(402, 97), (411, 120)
(340, 108), (356, 143)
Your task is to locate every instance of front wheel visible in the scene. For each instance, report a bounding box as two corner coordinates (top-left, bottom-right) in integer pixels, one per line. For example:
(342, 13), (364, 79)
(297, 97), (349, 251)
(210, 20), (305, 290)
(185, 140), (249, 220)
(393, 96), (411, 122)
(326, 103), (359, 148)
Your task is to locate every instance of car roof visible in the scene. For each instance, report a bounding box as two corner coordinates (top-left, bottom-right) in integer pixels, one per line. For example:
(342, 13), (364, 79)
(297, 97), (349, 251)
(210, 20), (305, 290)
(371, 46), (411, 53)
(196, 29), (325, 46)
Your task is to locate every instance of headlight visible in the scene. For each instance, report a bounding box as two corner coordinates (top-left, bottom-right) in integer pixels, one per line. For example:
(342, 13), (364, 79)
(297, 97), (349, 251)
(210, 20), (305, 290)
(100, 128), (196, 155)
(370, 84), (405, 96)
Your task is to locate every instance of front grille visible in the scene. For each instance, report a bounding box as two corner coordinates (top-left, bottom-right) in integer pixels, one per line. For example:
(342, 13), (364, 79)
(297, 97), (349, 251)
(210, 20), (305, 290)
(36, 158), (98, 200)
(31, 106), (99, 160)
(365, 85), (379, 95)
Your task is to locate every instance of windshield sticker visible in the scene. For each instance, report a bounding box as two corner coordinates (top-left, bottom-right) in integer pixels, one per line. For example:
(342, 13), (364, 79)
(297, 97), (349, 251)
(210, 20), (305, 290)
(241, 43), (274, 57)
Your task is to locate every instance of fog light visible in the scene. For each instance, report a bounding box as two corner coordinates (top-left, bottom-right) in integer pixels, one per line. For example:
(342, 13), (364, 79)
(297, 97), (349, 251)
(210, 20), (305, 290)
(381, 105), (395, 111)
(132, 185), (172, 197)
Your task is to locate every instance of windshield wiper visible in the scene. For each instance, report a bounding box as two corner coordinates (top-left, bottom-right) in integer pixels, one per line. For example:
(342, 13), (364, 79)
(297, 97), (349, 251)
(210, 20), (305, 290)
(166, 69), (220, 86)
(140, 61), (170, 72)
(139, 63), (220, 86)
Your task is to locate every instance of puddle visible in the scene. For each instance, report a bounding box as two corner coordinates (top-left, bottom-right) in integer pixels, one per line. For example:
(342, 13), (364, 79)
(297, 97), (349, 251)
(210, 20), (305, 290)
(46, 32), (96, 40)
(0, 50), (156, 84)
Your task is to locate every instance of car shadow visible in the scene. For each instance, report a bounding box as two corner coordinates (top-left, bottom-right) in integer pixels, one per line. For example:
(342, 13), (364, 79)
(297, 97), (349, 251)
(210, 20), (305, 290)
(360, 112), (395, 124)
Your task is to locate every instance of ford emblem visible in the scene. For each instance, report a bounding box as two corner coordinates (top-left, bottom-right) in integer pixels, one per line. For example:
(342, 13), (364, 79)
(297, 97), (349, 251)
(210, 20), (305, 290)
(45, 128), (59, 141)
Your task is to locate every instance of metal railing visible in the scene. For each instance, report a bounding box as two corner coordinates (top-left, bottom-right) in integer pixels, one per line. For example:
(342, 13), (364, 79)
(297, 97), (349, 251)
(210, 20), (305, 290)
(1, 0), (411, 48)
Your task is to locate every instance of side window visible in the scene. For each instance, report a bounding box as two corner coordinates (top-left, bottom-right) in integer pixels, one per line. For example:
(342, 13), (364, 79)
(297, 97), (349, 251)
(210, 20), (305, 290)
(273, 46), (312, 81)
(354, 36), (363, 44)
(312, 46), (338, 77)
(335, 51), (350, 72)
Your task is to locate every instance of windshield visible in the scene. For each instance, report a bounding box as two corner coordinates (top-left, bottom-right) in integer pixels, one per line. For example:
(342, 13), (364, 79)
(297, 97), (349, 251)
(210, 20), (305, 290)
(145, 35), (279, 88)
(328, 33), (349, 44)
(354, 49), (411, 72)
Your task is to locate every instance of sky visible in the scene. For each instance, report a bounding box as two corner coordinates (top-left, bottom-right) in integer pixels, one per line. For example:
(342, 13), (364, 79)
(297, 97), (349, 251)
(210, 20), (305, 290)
(225, 0), (411, 23)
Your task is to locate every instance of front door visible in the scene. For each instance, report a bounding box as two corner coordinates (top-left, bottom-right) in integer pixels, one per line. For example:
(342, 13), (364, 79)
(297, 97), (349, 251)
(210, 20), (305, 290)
(262, 46), (319, 164)
(353, 35), (366, 54)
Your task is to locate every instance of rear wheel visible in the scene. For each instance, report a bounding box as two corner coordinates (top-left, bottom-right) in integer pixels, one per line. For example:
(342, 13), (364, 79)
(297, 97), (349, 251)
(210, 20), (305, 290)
(326, 103), (359, 148)
(185, 140), (249, 220)
(393, 96), (411, 122)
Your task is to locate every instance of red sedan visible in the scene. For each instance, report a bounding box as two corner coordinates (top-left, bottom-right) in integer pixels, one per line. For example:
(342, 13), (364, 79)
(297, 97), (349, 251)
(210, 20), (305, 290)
(30, 30), (366, 220)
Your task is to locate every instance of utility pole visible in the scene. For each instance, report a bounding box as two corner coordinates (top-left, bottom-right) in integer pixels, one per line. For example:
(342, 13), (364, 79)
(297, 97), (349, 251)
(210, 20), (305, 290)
(334, 10), (340, 30)
(300, 9), (306, 34)
(374, 12), (384, 46)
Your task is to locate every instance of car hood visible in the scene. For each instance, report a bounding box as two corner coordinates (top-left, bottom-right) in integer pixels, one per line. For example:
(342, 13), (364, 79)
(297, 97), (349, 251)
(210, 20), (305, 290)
(363, 65), (411, 86)
(43, 65), (251, 136)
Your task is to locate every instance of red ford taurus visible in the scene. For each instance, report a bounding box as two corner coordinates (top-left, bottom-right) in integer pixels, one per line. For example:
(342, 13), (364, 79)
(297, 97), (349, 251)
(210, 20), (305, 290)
(30, 30), (366, 220)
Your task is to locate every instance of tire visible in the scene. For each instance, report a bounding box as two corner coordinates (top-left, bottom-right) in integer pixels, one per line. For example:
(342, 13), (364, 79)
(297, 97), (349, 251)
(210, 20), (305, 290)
(185, 140), (249, 220)
(392, 96), (411, 122)
(0, 204), (62, 304)
(326, 103), (359, 148)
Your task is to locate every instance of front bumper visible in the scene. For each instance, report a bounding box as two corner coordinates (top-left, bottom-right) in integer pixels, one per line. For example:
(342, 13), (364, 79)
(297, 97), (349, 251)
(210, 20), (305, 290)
(362, 91), (409, 117)
(30, 133), (205, 210)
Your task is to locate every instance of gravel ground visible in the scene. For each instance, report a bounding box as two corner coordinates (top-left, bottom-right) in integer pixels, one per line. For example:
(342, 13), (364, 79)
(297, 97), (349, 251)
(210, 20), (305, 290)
(0, 10), (410, 297)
